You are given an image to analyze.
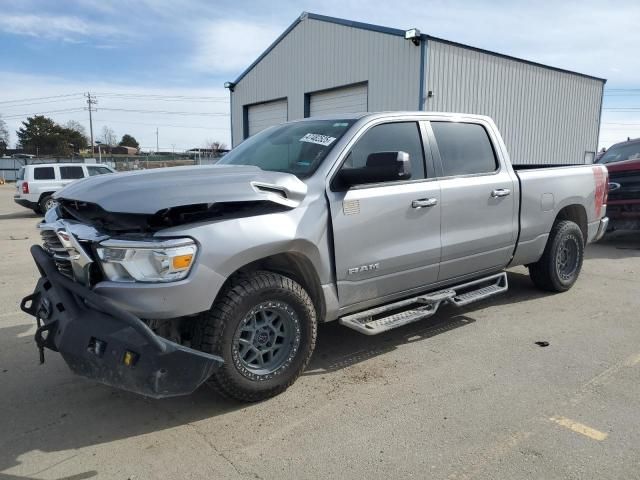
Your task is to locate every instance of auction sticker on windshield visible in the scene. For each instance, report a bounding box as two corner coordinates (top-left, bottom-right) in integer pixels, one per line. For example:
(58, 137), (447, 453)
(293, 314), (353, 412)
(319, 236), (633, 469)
(300, 133), (336, 147)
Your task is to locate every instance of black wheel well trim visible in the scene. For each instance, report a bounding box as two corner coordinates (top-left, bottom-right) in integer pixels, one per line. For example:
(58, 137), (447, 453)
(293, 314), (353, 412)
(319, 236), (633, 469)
(38, 192), (56, 203)
(218, 253), (325, 322)
(554, 204), (588, 245)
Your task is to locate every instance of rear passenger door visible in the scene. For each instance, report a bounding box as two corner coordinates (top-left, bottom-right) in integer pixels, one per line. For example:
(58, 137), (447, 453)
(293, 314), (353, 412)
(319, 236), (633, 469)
(59, 165), (86, 186)
(426, 120), (516, 282)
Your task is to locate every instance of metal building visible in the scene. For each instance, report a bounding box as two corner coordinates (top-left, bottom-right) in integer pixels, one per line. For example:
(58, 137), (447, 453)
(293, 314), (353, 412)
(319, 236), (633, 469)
(227, 12), (605, 165)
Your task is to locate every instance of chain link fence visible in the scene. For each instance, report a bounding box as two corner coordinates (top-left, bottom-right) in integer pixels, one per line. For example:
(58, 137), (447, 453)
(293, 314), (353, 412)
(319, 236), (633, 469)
(0, 154), (223, 181)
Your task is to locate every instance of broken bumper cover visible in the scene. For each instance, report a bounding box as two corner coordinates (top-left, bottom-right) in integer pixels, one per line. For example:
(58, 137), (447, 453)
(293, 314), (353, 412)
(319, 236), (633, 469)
(21, 245), (223, 398)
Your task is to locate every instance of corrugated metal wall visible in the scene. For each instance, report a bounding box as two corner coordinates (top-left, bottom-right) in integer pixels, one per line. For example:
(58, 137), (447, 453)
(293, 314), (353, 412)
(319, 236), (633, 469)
(231, 16), (422, 146)
(425, 40), (604, 165)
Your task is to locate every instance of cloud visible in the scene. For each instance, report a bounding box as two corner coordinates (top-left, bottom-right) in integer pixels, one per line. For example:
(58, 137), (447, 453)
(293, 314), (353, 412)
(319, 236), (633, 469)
(0, 13), (125, 42)
(189, 19), (283, 74)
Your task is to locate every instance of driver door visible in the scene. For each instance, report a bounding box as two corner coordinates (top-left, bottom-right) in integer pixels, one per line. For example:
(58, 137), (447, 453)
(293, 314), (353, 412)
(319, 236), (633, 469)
(327, 121), (442, 309)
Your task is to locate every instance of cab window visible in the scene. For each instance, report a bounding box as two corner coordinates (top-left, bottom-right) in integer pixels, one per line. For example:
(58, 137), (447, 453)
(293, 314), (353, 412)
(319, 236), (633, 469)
(60, 166), (85, 179)
(33, 167), (55, 180)
(431, 122), (498, 176)
(341, 122), (426, 182)
(87, 166), (113, 176)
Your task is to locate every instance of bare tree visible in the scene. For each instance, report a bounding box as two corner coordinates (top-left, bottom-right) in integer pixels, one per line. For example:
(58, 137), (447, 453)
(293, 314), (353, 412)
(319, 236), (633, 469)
(202, 139), (228, 157)
(100, 126), (117, 146)
(65, 120), (88, 139)
(0, 114), (9, 146)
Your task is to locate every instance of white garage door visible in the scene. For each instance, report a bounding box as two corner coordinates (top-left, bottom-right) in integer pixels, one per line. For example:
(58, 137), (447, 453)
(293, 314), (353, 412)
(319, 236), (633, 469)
(247, 99), (288, 137)
(309, 84), (368, 117)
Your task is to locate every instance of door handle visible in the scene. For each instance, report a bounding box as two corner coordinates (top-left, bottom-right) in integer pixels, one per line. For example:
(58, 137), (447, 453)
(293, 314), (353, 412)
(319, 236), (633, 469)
(411, 198), (438, 209)
(491, 188), (511, 198)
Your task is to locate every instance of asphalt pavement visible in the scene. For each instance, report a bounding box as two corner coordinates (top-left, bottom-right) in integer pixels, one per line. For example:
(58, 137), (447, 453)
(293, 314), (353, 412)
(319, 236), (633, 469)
(1, 183), (639, 480)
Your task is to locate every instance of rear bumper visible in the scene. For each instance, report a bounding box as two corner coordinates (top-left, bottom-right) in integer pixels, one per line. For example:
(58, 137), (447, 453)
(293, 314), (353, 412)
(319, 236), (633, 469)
(13, 196), (38, 210)
(21, 245), (223, 398)
(593, 216), (609, 242)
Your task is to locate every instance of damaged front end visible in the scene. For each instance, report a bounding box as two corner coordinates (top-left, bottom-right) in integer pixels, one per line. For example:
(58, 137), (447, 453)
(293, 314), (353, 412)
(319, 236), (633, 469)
(21, 165), (308, 397)
(22, 245), (223, 398)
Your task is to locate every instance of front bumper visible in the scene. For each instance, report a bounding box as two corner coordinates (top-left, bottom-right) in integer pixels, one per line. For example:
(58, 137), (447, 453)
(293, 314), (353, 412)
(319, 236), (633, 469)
(21, 245), (223, 398)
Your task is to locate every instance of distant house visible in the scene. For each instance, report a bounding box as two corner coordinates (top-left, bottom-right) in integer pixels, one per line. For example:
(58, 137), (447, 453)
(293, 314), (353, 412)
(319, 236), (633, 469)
(187, 147), (230, 158)
(93, 145), (138, 155)
(112, 146), (139, 155)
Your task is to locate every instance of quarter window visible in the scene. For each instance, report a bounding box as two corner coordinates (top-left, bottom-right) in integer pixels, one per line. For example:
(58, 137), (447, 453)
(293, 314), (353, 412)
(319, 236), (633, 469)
(343, 122), (426, 181)
(431, 122), (498, 176)
(33, 167), (55, 180)
(60, 166), (85, 179)
(87, 166), (112, 176)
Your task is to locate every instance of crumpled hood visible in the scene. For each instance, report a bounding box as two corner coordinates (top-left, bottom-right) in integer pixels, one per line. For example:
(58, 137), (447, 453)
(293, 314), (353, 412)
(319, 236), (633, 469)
(55, 165), (308, 214)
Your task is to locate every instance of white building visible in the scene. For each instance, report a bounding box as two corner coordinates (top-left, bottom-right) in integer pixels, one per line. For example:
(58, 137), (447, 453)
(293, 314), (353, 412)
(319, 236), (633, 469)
(226, 12), (605, 165)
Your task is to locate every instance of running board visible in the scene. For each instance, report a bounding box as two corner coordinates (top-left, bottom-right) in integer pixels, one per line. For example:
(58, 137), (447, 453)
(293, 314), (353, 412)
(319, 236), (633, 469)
(339, 272), (508, 335)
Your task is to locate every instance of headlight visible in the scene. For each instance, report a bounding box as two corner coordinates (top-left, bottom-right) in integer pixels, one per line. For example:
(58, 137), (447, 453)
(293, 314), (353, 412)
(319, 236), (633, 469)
(96, 238), (197, 283)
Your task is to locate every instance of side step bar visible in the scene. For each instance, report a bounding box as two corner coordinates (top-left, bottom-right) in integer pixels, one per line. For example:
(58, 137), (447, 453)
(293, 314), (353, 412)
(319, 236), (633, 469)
(339, 272), (508, 335)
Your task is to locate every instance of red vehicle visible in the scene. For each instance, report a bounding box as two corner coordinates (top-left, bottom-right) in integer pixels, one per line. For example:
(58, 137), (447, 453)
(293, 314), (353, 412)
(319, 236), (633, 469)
(597, 139), (640, 231)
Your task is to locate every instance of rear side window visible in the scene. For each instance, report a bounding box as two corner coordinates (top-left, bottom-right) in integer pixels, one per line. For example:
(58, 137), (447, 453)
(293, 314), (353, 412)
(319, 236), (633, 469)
(87, 166), (112, 176)
(345, 122), (426, 180)
(60, 166), (85, 179)
(431, 122), (498, 176)
(33, 167), (55, 180)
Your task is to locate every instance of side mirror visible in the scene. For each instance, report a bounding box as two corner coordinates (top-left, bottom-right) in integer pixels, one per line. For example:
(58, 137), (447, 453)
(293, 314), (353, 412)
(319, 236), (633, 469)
(335, 151), (412, 189)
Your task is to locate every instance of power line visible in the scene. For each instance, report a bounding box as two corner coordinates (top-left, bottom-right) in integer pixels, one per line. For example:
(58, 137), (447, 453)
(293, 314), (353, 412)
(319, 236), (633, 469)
(93, 92), (228, 101)
(0, 97), (88, 109)
(0, 92), (84, 105)
(96, 93), (229, 103)
(97, 107), (228, 116)
(92, 119), (228, 130)
(0, 107), (228, 119)
(1, 108), (85, 119)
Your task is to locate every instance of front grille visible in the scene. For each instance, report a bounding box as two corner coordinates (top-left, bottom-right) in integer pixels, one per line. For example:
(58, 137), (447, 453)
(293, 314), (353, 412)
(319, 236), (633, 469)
(40, 229), (73, 278)
(609, 172), (640, 202)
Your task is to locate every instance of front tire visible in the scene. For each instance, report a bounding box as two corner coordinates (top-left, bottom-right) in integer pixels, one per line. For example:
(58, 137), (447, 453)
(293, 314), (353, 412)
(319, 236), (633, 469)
(529, 220), (584, 292)
(194, 271), (317, 402)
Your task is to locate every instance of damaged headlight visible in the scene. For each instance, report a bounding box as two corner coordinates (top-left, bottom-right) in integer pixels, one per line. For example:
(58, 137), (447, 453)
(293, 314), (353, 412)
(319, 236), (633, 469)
(96, 238), (197, 282)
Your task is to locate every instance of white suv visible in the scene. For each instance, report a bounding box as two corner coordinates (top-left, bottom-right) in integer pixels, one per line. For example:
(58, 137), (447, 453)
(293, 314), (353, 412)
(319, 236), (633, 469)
(14, 163), (115, 214)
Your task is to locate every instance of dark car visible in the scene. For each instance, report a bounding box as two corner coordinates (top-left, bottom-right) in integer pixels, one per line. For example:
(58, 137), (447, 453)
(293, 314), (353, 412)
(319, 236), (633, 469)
(597, 139), (640, 231)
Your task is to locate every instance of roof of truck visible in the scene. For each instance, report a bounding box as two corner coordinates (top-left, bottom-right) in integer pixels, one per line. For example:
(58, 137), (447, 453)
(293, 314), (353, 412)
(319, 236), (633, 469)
(301, 111), (493, 122)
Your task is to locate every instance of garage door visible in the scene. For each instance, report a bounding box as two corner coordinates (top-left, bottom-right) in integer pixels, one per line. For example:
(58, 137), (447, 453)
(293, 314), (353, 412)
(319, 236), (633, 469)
(309, 84), (368, 117)
(247, 99), (288, 137)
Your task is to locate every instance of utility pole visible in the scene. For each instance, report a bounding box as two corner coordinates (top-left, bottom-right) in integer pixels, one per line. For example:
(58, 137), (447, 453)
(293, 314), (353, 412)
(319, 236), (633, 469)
(85, 92), (97, 159)
(156, 128), (159, 153)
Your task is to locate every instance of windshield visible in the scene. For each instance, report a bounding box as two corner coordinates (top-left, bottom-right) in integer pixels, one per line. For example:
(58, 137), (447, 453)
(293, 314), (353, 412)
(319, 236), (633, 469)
(218, 119), (356, 178)
(598, 142), (640, 164)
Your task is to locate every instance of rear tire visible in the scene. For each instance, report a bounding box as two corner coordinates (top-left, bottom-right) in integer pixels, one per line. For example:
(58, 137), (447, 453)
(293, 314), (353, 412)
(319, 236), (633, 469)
(529, 220), (584, 292)
(193, 271), (317, 402)
(39, 195), (57, 213)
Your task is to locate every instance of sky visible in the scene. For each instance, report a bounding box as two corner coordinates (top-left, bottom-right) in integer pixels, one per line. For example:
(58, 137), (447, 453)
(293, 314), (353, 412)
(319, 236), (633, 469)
(1, 0), (639, 152)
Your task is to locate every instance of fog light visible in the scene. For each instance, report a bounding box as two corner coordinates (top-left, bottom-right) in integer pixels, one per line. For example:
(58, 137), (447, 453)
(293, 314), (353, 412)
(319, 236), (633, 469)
(123, 350), (139, 367)
(88, 337), (106, 357)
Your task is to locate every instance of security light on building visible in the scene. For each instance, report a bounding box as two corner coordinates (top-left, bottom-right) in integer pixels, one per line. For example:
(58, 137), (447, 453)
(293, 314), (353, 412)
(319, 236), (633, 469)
(227, 12), (605, 165)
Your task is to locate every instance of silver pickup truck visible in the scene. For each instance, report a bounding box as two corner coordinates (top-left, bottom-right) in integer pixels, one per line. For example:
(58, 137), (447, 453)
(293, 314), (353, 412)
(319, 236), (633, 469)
(21, 112), (609, 402)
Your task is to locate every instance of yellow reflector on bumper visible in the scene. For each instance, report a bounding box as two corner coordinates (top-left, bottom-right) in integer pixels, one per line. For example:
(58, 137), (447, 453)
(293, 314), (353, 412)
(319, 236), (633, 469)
(123, 350), (138, 367)
(172, 254), (193, 270)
